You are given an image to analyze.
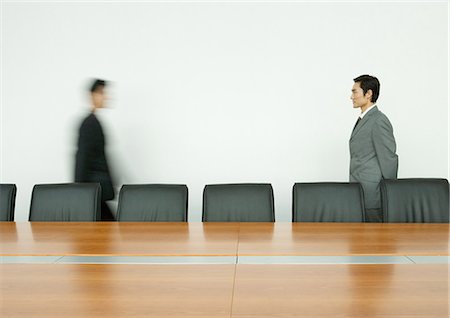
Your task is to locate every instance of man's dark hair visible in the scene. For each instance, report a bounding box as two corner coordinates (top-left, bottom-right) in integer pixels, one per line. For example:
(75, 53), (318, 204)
(89, 79), (107, 93)
(353, 75), (380, 103)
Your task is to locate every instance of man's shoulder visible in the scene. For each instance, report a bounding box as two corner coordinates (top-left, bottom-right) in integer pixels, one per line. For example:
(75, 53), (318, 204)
(80, 113), (99, 127)
(367, 107), (390, 123)
(371, 108), (395, 132)
(374, 109), (392, 123)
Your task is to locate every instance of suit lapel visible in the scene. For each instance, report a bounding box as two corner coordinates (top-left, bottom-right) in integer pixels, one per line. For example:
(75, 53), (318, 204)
(350, 106), (379, 140)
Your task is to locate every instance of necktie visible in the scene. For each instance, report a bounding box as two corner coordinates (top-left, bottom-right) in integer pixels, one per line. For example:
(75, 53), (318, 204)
(352, 117), (361, 132)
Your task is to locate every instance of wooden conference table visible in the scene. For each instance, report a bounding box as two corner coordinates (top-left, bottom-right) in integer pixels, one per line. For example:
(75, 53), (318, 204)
(1, 222), (449, 317)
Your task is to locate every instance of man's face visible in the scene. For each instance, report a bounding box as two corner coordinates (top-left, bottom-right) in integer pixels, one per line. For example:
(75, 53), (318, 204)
(92, 87), (107, 109)
(350, 82), (371, 109)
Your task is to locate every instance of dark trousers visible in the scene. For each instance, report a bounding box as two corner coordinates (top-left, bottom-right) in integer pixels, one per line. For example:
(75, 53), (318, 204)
(101, 201), (116, 221)
(365, 208), (383, 223)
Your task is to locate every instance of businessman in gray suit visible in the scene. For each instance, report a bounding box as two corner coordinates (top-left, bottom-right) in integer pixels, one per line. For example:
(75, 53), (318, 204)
(349, 75), (398, 222)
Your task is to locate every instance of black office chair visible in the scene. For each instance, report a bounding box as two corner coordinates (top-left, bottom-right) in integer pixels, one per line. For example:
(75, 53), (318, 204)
(0, 184), (17, 221)
(29, 183), (101, 221)
(202, 183), (275, 222)
(381, 178), (449, 223)
(117, 184), (188, 222)
(292, 182), (365, 222)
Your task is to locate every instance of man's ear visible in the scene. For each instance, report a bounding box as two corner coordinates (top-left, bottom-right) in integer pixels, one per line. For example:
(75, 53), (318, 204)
(365, 89), (373, 101)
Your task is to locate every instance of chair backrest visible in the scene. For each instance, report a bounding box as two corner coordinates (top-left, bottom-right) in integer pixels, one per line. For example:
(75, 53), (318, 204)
(292, 182), (365, 222)
(117, 184), (188, 222)
(29, 183), (101, 221)
(0, 184), (17, 221)
(202, 183), (275, 222)
(381, 178), (449, 223)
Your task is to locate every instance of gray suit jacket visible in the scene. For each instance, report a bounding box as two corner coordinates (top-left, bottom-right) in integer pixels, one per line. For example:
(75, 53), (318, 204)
(349, 106), (398, 209)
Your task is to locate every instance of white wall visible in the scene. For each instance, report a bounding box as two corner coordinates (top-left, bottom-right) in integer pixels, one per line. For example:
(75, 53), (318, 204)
(1, 2), (448, 221)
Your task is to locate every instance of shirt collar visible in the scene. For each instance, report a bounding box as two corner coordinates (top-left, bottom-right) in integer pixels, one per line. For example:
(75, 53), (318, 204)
(359, 104), (377, 119)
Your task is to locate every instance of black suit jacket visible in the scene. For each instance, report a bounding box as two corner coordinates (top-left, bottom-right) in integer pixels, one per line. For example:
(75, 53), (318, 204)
(75, 112), (114, 201)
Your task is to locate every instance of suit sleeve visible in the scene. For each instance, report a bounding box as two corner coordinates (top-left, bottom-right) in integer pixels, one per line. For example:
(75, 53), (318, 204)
(75, 121), (94, 182)
(372, 116), (398, 179)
